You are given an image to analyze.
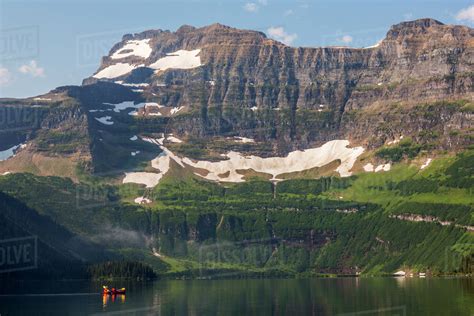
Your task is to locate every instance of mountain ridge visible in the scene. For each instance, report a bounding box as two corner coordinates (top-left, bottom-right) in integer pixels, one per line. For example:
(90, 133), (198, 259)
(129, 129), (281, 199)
(108, 18), (464, 51)
(76, 18), (472, 155)
(0, 18), (472, 278)
(0, 18), (472, 174)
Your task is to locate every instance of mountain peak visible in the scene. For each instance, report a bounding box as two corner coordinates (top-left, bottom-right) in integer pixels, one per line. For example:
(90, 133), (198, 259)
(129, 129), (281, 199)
(197, 23), (267, 39)
(386, 18), (447, 39)
(176, 24), (197, 33)
(393, 18), (444, 28)
(201, 23), (232, 31)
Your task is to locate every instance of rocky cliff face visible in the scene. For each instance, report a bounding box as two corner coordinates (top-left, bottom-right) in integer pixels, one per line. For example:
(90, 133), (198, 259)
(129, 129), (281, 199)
(0, 93), (93, 177)
(81, 19), (472, 153)
(0, 19), (472, 177)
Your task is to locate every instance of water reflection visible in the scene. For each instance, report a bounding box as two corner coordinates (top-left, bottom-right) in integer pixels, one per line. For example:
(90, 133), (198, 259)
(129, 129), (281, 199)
(0, 278), (472, 315)
(102, 294), (126, 308)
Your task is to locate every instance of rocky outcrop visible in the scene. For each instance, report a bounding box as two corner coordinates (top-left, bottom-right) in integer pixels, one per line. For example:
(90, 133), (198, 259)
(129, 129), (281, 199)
(1, 19), (471, 174)
(82, 19), (472, 152)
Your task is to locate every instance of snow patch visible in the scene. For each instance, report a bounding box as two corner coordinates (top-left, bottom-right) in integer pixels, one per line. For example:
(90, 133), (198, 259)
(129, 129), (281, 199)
(420, 158), (432, 170)
(250, 106), (258, 112)
(364, 40), (383, 49)
(111, 39), (152, 60)
(167, 136), (182, 143)
(170, 106), (184, 115)
(233, 136), (255, 143)
(123, 172), (162, 188)
(149, 49), (202, 73)
(363, 163), (374, 172)
(134, 196), (152, 204)
(131, 151), (140, 156)
(375, 163), (391, 172)
(141, 136), (162, 146)
(0, 144), (23, 161)
(145, 103), (164, 109)
(114, 82), (149, 88)
(94, 116), (114, 125)
(103, 101), (159, 113)
(387, 135), (404, 145)
(93, 63), (142, 79)
(144, 104), (164, 116)
(152, 248), (162, 257)
(122, 147), (181, 187)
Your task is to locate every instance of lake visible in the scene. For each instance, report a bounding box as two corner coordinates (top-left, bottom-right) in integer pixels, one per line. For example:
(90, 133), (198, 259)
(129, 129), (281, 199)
(0, 277), (472, 315)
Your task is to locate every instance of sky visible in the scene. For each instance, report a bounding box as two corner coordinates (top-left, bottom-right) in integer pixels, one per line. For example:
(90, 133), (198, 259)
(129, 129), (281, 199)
(0, 0), (473, 98)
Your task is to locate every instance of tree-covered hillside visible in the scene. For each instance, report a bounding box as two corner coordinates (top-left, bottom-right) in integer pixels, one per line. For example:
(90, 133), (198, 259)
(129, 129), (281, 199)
(0, 150), (472, 278)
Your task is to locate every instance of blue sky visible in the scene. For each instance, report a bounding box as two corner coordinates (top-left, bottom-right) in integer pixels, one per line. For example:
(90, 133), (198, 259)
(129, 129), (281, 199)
(0, 0), (473, 98)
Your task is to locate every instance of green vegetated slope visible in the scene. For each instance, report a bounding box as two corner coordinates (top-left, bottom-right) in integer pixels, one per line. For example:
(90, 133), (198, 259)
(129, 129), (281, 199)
(0, 150), (472, 278)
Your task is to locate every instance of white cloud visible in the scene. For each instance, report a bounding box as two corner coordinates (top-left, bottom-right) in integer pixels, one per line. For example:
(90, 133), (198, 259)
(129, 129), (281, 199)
(338, 35), (353, 44)
(403, 12), (413, 21)
(18, 60), (45, 77)
(284, 9), (294, 16)
(243, 0), (268, 13)
(243, 3), (259, 12)
(267, 27), (298, 46)
(456, 5), (474, 23)
(0, 67), (12, 87)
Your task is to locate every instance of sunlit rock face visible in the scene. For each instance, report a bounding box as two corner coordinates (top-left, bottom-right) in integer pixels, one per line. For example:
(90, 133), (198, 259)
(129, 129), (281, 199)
(83, 19), (472, 153)
(1, 19), (471, 177)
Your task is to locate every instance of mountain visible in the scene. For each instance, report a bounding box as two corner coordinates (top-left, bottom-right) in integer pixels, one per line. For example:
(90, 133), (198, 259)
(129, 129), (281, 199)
(1, 19), (472, 175)
(0, 19), (472, 277)
(83, 18), (472, 150)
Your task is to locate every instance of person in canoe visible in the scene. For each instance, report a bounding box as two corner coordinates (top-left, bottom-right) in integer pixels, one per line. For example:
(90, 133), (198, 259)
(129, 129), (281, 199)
(103, 286), (126, 295)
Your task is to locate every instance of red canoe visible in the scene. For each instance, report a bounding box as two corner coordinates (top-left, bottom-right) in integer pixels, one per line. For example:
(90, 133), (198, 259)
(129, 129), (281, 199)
(103, 286), (126, 295)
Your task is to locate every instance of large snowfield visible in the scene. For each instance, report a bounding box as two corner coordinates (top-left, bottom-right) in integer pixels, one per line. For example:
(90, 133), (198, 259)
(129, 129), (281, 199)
(182, 140), (365, 182)
(122, 139), (365, 187)
(92, 48), (202, 79)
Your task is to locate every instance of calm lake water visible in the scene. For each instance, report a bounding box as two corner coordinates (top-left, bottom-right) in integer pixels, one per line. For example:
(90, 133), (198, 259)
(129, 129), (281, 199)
(0, 278), (472, 315)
